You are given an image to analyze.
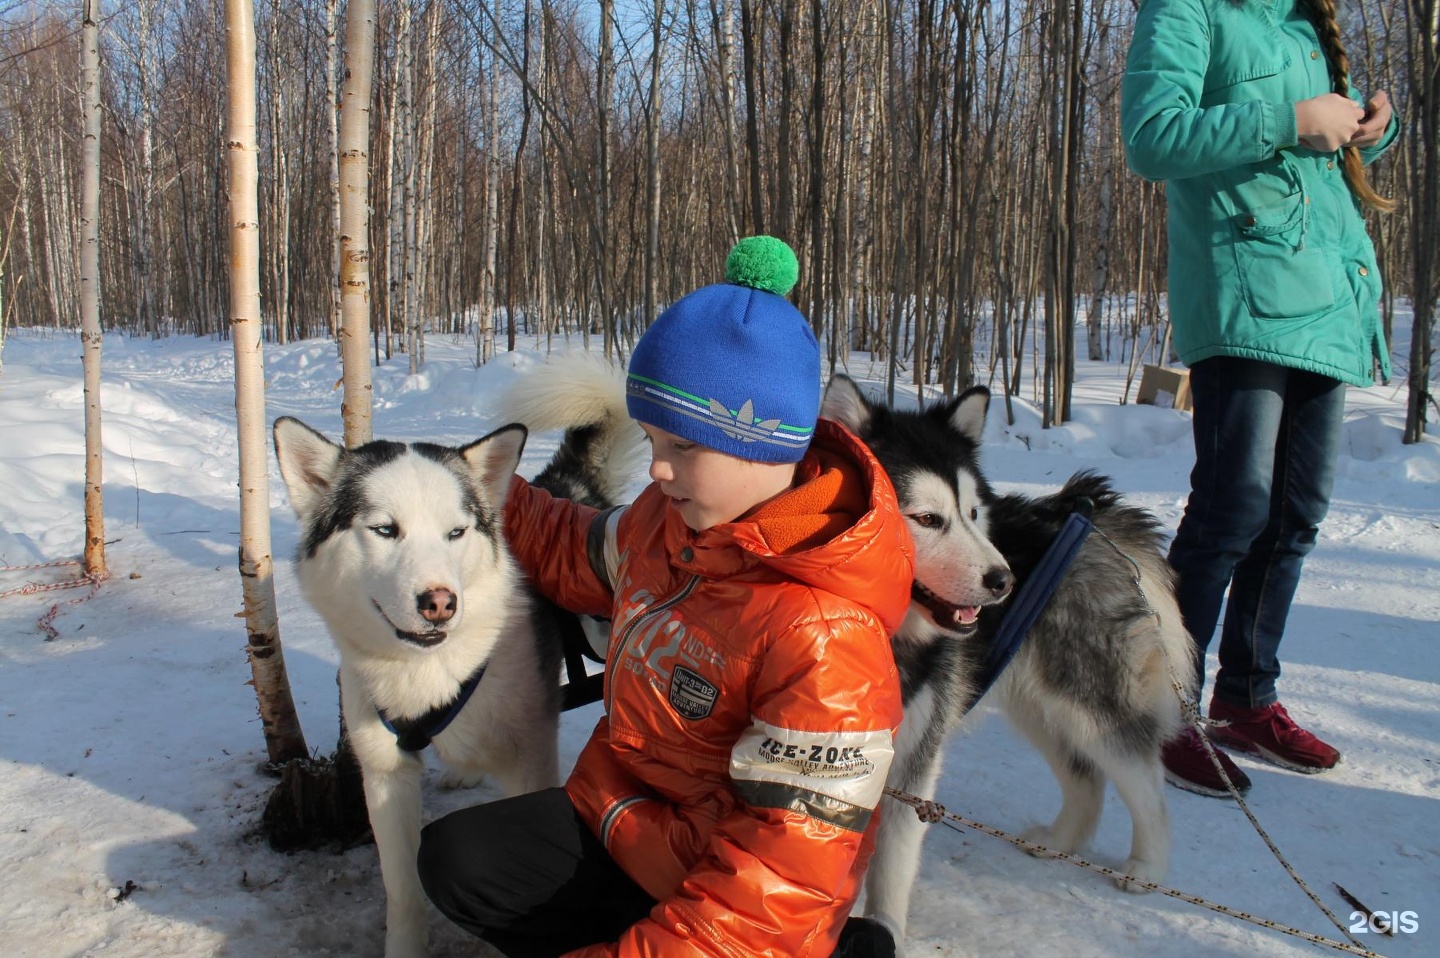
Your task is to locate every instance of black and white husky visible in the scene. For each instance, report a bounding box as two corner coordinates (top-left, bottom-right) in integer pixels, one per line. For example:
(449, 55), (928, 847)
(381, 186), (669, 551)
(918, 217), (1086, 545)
(821, 376), (1197, 951)
(272, 358), (641, 958)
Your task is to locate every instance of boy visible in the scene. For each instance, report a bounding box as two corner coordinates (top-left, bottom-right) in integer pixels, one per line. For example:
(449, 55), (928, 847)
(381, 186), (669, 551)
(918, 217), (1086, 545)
(418, 237), (913, 957)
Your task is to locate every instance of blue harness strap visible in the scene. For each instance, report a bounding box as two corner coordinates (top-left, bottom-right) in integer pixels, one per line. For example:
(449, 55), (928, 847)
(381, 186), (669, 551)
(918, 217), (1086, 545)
(964, 500), (1095, 714)
(378, 662), (488, 753)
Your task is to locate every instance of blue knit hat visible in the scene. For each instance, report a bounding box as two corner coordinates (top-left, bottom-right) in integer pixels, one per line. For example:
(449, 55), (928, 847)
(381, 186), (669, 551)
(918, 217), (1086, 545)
(626, 237), (819, 463)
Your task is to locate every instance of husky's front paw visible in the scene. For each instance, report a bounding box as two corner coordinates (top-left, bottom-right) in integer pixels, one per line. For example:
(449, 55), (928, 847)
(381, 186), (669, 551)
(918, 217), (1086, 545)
(1018, 824), (1068, 859)
(1114, 858), (1163, 894)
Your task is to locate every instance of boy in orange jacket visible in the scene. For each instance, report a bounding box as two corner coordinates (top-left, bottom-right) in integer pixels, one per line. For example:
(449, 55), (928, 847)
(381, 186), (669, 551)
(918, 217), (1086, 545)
(419, 238), (913, 957)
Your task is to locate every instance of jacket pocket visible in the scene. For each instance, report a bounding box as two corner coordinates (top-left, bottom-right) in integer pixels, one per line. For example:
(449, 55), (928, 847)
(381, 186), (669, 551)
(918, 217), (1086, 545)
(1233, 191), (1336, 319)
(1202, 38), (1287, 97)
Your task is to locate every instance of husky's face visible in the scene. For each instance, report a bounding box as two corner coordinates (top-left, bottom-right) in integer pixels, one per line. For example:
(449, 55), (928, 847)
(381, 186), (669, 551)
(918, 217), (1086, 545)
(273, 418), (526, 656)
(822, 377), (1013, 636)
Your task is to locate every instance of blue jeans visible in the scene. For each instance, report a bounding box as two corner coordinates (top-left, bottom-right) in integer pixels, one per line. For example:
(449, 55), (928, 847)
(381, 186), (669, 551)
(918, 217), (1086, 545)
(1168, 357), (1346, 709)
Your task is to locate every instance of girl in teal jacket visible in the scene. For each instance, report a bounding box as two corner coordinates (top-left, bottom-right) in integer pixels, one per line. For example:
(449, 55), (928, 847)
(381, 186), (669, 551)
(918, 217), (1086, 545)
(1121, 0), (1399, 797)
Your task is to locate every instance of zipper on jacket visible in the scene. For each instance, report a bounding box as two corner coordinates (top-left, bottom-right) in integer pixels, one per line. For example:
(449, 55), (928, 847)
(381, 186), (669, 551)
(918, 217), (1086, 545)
(605, 574), (702, 712)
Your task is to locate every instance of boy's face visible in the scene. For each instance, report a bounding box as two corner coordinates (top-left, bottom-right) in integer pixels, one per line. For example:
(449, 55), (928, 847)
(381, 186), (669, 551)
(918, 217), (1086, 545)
(639, 423), (796, 532)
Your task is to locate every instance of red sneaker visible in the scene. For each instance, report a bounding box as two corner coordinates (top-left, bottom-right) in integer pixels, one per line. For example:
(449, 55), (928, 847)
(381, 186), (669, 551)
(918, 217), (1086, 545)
(1161, 726), (1251, 798)
(1207, 700), (1341, 773)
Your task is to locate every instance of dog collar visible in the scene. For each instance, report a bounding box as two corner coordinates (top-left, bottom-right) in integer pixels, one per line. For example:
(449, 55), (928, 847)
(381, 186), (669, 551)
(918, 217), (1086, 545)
(377, 661), (487, 753)
(963, 500), (1094, 714)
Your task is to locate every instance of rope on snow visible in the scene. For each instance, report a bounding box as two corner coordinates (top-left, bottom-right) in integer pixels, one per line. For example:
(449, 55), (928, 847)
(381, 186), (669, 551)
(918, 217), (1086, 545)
(1, 560), (110, 639)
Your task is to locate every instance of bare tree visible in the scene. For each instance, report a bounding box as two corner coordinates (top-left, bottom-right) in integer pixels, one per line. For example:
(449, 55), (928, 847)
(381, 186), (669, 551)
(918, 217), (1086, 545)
(1404, 0), (1438, 443)
(1041, 0), (1084, 427)
(0, 164), (20, 373)
(643, 0), (666, 325)
(711, 0), (742, 244)
(325, 0), (342, 338)
(223, 0), (307, 769)
(255, 0), (371, 853)
(79, 0), (106, 579)
(265, 0), (291, 344)
(740, 0), (764, 233)
(477, 24), (500, 366)
(339, 0), (376, 446)
(597, 0), (616, 354)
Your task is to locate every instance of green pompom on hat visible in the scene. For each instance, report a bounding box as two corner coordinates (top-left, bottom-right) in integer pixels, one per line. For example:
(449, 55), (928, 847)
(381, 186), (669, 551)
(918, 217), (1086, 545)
(724, 235), (800, 296)
(626, 236), (819, 463)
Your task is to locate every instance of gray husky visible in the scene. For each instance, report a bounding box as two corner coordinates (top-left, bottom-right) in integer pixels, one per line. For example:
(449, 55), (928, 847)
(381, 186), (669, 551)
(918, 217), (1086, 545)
(821, 376), (1196, 952)
(272, 358), (640, 958)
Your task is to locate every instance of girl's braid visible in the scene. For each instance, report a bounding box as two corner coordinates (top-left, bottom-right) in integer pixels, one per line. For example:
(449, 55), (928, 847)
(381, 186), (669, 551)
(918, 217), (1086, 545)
(1298, 0), (1395, 212)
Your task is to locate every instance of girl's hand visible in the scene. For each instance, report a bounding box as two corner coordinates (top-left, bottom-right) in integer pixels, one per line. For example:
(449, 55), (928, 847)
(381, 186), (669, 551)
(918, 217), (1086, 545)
(1349, 90), (1392, 148)
(1294, 93), (1364, 152)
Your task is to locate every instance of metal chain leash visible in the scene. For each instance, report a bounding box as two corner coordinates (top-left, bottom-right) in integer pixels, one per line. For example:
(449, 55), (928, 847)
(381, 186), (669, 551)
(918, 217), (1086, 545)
(1169, 687), (1369, 950)
(1060, 525), (1374, 951)
(883, 785), (1387, 958)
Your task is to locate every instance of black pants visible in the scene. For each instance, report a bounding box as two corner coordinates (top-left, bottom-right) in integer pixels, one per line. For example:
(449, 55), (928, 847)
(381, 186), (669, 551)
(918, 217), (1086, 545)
(418, 787), (655, 957)
(417, 787), (896, 958)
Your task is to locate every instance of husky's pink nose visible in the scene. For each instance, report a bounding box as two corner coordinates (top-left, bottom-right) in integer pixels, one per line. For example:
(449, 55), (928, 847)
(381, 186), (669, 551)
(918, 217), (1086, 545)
(417, 588), (457, 624)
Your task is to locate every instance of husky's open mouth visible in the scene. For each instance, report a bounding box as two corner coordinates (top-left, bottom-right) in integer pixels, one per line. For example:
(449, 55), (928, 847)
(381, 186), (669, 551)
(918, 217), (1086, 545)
(373, 601), (448, 648)
(911, 581), (982, 636)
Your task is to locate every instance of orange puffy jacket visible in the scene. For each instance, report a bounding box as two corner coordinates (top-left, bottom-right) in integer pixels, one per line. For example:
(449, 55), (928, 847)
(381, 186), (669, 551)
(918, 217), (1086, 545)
(503, 418), (913, 957)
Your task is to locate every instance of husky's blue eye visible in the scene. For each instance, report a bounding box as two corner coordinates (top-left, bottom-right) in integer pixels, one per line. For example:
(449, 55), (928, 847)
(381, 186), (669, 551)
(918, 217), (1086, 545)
(370, 524), (398, 539)
(448, 527), (466, 540)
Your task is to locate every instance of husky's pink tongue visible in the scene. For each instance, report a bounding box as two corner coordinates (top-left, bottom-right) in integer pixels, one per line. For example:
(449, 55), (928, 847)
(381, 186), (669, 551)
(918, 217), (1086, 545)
(950, 606), (980, 628)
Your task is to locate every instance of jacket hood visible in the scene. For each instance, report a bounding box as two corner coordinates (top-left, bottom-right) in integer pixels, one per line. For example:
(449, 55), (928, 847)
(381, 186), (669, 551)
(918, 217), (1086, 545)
(662, 418), (915, 636)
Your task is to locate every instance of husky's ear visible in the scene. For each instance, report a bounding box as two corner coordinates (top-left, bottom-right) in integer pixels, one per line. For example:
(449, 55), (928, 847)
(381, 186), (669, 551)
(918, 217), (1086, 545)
(462, 424), (528, 511)
(821, 375), (873, 434)
(951, 386), (990, 444)
(273, 417), (343, 518)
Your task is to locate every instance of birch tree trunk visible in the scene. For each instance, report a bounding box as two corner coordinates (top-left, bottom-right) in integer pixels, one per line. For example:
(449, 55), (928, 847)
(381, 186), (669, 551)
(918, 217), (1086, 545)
(0, 186), (17, 375)
(596, 0), (615, 354)
(712, 0), (742, 245)
(805, 0), (826, 336)
(256, 0), (369, 852)
(535, 4), (551, 340)
(775, 0), (795, 241)
(338, 0), (376, 447)
(224, 0), (307, 767)
(397, 1), (419, 374)
(477, 31), (498, 366)
(505, 0), (535, 354)
(644, 0), (665, 325)
(267, 0), (291, 344)
(1087, 165), (1113, 361)
(325, 0), (342, 338)
(415, 0), (441, 367)
(740, 0), (764, 233)
(382, 31), (400, 363)
(134, 0), (158, 338)
(79, 0), (107, 579)
(1404, 0), (1438, 443)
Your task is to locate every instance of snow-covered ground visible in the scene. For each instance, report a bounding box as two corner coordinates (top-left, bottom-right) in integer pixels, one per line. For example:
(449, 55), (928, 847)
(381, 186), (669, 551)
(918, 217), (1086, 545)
(0, 324), (1436, 958)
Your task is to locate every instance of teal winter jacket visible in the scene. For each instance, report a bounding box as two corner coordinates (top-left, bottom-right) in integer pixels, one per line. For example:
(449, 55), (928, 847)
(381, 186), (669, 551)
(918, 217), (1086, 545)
(1121, 0), (1399, 386)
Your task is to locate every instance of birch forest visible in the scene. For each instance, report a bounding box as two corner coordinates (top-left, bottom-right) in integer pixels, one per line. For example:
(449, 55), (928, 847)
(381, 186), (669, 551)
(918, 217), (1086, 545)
(1, 0), (1436, 422)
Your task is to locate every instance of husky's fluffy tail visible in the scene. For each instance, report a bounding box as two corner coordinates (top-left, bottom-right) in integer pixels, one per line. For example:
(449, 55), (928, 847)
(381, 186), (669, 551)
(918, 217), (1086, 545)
(501, 352), (647, 508)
